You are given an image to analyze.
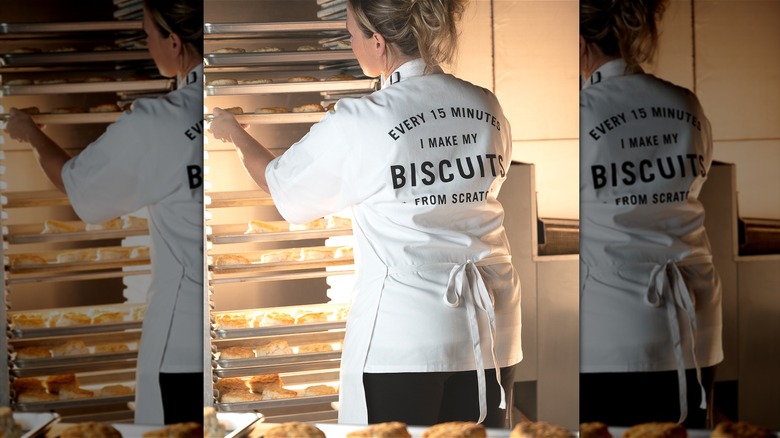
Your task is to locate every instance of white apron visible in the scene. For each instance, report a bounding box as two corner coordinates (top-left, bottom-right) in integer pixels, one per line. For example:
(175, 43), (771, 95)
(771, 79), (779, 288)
(266, 59), (522, 424)
(62, 65), (204, 424)
(580, 59), (723, 422)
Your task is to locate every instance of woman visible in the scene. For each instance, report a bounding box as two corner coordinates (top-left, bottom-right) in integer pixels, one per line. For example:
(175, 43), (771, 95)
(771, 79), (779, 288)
(579, 0), (722, 427)
(5, 0), (204, 425)
(210, 0), (522, 427)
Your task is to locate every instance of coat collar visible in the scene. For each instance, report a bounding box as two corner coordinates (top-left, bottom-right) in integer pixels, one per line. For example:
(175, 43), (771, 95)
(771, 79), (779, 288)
(381, 58), (441, 89)
(177, 63), (203, 89)
(582, 58), (642, 90)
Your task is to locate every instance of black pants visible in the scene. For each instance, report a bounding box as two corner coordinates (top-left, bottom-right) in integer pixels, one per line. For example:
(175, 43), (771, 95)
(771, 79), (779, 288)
(159, 372), (204, 424)
(580, 366), (715, 428)
(363, 365), (517, 428)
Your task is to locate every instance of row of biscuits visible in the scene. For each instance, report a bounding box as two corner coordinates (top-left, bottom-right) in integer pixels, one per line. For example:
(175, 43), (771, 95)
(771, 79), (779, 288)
(244, 216), (351, 233)
(14, 339), (135, 359)
(258, 420), (568, 438)
(8, 246), (149, 266)
(217, 103), (329, 115)
(7, 45), (140, 54)
(10, 305), (145, 329)
(218, 339), (336, 360)
(581, 421), (777, 438)
(207, 72), (357, 86)
(11, 374), (134, 403)
(215, 373), (337, 403)
(214, 306), (349, 330)
(3, 75), (155, 86)
(40, 215), (148, 234)
(8, 104), (124, 115)
(209, 42), (350, 54)
(212, 245), (353, 266)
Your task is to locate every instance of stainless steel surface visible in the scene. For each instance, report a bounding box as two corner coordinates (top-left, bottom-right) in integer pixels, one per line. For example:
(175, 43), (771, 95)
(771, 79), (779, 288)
(0, 21), (141, 34)
(13, 394), (134, 412)
(0, 112), (122, 125)
(214, 360), (342, 378)
(2, 79), (173, 96)
(217, 350), (342, 368)
(213, 321), (346, 340)
(205, 21), (344, 36)
(209, 225), (352, 244)
(205, 112), (326, 125)
(11, 322), (142, 339)
(216, 394), (338, 412)
(1, 50), (149, 66)
(13, 351), (137, 369)
(206, 79), (377, 96)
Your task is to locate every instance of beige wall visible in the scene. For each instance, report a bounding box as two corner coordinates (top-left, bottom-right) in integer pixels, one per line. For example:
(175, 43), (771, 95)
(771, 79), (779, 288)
(450, 0), (580, 220)
(648, 0), (780, 219)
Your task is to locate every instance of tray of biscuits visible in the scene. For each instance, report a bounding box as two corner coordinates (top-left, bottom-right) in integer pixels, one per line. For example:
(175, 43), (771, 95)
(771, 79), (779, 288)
(0, 48), (150, 67)
(215, 373), (340, 412)
(9, 303), (145, 339)
(1, 77), (172, 96)
(205, 190), (274, 208)
(216, 338), (342, 368)
(210, 245), (354, 273)
(212, 304), (348, 340)
(204, 47), (354, 67)
(6, 245), (150, 274)
(206, 77), (378, 96)
(4, 216), (149, 244)
(209, 216), (352, 244)
(12, 375), (135, 412)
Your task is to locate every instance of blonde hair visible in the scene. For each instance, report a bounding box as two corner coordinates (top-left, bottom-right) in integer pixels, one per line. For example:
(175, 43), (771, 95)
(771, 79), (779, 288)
(581, 0), (668, 71)
(144, 0), (203, 57)
(348, 0), (467, 72)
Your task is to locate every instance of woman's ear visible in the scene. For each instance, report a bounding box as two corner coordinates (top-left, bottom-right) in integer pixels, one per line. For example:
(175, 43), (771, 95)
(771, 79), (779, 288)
(372, 32), (387, 58)
(168, 31), (183, 55)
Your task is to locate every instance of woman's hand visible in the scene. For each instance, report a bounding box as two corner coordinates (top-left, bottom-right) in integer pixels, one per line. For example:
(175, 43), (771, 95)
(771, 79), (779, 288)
(4, 107), (44, 143)
(209, 107), (248, 143)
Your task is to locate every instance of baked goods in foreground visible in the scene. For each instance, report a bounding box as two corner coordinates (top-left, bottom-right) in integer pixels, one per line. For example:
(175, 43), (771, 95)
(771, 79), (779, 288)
(422, 422), (486, 438)
(0, 406), (21, 438)
(711, 421), (774, 438)
(123, 215), (148, 229)
(511, 421), (571, 438)
(204, 406), (226, 438)
(347, 421), (411, 438)
(579, 422), (612, 438)
(142, 422), (202, 438)
(622, 423), (686, 438)
(265, 422), (326, 438)
(60, 422), (122, 438)
(5, 78), (33, 85)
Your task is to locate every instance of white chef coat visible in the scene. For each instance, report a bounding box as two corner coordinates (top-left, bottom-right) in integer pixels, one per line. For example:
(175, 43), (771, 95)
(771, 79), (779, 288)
(266, 58), (522, 424)
(62, 65), (204, 425)
(580, 59), (723, 421)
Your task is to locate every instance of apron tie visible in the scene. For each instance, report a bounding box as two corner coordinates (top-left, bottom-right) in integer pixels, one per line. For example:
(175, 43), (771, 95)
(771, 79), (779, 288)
(444, 258), (508, 424)
(645, 259), (707, 424)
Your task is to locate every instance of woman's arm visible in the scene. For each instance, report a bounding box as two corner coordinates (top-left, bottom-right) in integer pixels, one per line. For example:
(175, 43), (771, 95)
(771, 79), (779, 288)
(4, 108), (71, 192)
(209, 107), (276, 192)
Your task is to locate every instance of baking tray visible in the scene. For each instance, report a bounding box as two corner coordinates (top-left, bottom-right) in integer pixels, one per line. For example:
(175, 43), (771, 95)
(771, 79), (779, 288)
(0, 50), (149, 67)
(6, 269), (152, 285)
(211, 256), (354, 274)
(205, 111), (326, 125)
(205, 21), (345, 37)
(0, 112), (122, 125)
(11, 321), (143, 339)
(13, 394), (134, 412)
(213, 321), (346, 340)
(217, 350), (342, 369)
(5, 223), (148, 244)
(1, 190), (70, 208)
(13, 351), (137, 369)
(217, 393), (338, 413)
(206, 79), (377, 96)
(209, 223), (352, 244)
(2, 79), (173, 96)
(0, 21), (141, 35)
(204, 50), (354, 66)
(205, 190), (272, 208)
(7, 246), (150, 273)
(209, 269), (354, 285)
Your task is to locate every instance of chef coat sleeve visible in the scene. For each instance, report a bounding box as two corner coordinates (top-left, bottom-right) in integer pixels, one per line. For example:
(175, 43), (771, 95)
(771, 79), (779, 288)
(266, 110), (378, 224)
(62, 105), (171, 224)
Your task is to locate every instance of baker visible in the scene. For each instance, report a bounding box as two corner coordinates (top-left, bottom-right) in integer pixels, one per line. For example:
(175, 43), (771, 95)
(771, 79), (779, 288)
(209, 0), (522, 427)
(4, 0), (204, 425)
(579, 0), (723, 427)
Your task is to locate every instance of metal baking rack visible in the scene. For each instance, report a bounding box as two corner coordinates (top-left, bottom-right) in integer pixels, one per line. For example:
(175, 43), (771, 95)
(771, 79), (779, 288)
(204, 21), (345, 39)
(206, 79), (378, 96)
(208, 223), (352, 245)
(204, 112), (326, 125)
(205, 190), (274, 208)
(205, 49), (355, 68)
(0, 21), (141, 36)
(216, 394), (338, 413)
(213, 321), (347, 341)
(0, 112), (123, 125)
(1, 190), (70, 208)
(5, 222), (149, 245)
(2, 79), (173, 96)
(0, 50), (150, 67)
(216, 350), (342, 369)
(10, 321), (143, 339)
(14, 394), (135, 412)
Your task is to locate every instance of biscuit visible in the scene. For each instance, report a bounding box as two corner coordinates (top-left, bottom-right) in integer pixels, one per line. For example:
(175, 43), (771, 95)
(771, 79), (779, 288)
(260, 249), (296, 264)
(287, 76), (319, 83)
(261, 387), (298, 400)
(304, 384), (336, 396)
(326, 73), (357, 81)
(86, 217), (123, 231)
(94, 343), (130, 353)
(249, 374), (283, 393)
(255, 340), (293, 357)
(213, 47), (245, 54)
(622, 423), (686, 438)
(89, 103), (122, 113)
(10, 254), (48, 266)
(250, 47), (282, 53)
(59, 387), (95, 400)
(295, 311), (329, 324)
(11, 377), (45, 394)
(17, 390), (57, 403)
(579, 423), (612, 438)
(45, 373), (79, 394)
(511, 421), (571, 438)
(16, 346), (52, 359)
(208, 78), (238, 86)
(215, 313), (251, 329)
(53, 311), (91, 327)
(259, 311), (294, 326)
(60, 422), (122, 438)
(98, 384), (134, 396)
(296, 45), (322, 51)
(265, 422), (325, 438)
(292, 103), (325, 113)
(214, 254), (251, 266)
(51, 107), (85, 114)
(42, 220), (78, 233)
(255, 106), (288, 114)
(220, 346), (255, 360)
(238, 78), (273, 84)
(289, 218), (328, 231)
(214, 377), (248, 394)
(246, 219), (282, 233)
(52, 340), (89, 356)
(143, 422), (202, 438)
(422, 422), (486, 438)
(11, 313), (46, 329)
(220, 391), (262, 403)
(347, 422), (411, 438)
(298, 343), (333, 353)
(711, 421), (774, 438)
